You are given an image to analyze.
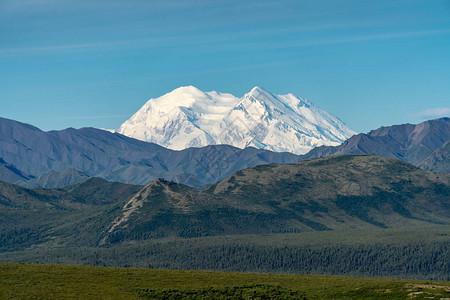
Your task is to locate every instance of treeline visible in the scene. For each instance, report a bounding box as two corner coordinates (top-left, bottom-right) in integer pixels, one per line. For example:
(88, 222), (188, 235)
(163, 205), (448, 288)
(1, 240), (448, 280)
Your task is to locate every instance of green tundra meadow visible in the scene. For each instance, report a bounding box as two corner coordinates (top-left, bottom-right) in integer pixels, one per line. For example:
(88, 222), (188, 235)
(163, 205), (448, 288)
(1, 262), (449, 299)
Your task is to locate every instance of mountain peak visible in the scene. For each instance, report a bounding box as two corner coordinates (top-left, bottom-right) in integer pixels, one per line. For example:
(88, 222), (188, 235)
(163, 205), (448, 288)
(117, 86), (356, 154)
(248, 86), (270, 96)
(159, 86), (208, 105)
(170, 85), (203, 95)
(250, 85), (265, 92)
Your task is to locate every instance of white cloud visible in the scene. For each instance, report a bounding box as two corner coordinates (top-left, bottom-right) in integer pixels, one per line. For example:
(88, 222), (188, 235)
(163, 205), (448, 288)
(415, 107), (450, 119)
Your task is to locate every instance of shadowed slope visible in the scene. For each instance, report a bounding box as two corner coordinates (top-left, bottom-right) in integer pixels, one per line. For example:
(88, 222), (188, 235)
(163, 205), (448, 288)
(419, 140), (450, 173)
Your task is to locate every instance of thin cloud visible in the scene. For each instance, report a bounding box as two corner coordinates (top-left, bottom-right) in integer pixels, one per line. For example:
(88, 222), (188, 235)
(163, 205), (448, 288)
(0, 40), (140, 54)
(414, 107), (450, 119)
(229, 29), (450, 51)
(2, 28), (450, 56)
(48, 115), (129, 120)
(0, 34), (203, 55)
(308, 29), (450, 46)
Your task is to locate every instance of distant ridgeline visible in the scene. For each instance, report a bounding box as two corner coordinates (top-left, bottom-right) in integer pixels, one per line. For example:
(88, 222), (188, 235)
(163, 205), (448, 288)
(0, 154), (449, 278)
(0, 117), (300, 189)
(0, 117), (449, 189)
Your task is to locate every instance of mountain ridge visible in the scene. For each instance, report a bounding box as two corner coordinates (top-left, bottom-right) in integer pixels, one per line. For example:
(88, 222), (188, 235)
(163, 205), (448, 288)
(302, 117), (450, 172)
(0, 117), (300, 188)
(1, 117), (449, 189)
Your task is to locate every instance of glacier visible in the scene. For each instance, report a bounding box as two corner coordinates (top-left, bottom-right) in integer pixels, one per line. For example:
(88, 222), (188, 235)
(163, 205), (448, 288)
(117, 86), (356, 155)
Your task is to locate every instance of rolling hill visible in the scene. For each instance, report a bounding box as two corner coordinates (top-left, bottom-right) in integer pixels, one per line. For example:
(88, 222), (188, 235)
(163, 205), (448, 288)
(101, 155), (449, 245)
(1, 155), (448, 251)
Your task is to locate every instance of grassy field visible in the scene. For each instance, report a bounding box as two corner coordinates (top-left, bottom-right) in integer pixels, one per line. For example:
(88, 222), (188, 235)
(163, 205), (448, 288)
(0, 263), (449, 299)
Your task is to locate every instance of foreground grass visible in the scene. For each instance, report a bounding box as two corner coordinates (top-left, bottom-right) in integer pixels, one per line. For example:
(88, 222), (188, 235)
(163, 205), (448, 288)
(1, 263), (449, 299)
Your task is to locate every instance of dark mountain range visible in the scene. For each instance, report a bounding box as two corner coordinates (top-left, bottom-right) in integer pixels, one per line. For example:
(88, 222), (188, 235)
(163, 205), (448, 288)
(0, 155), (448, 268)
(1, 117), (449, 190)
(302, 118), (450, 173)
(101, 155), (449, 245)
(0, 155), (448, 279)
(0, 117), (299, 188)
(0, 177), (141, 210)
(0, 177), (142, 252)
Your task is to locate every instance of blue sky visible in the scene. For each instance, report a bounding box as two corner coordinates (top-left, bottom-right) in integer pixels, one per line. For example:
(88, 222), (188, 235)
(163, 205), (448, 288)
(1, 0), (450, 133)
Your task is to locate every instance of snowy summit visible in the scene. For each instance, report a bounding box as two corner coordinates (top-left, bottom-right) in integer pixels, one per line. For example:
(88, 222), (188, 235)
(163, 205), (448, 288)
(117, 86), (356, 155)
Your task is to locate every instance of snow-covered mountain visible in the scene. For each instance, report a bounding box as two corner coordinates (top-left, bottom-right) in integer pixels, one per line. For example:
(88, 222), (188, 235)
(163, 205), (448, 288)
(117, 86), (356, 154)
